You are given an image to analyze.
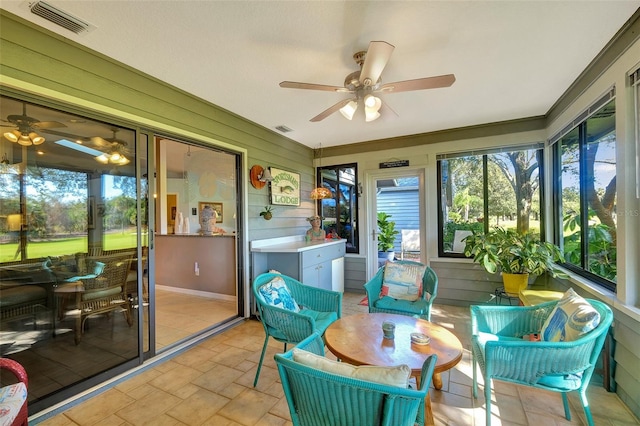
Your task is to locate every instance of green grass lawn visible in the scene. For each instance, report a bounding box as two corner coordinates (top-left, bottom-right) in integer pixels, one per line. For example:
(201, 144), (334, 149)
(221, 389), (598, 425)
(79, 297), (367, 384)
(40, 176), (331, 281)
(0, 229), (142, 262)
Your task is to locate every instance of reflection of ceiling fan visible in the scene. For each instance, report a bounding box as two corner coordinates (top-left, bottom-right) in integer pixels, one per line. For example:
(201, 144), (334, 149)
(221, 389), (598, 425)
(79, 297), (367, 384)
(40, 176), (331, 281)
(90, 129), (130, 165)
(280, 41), (455, 122)
(1, 103), (66, 145)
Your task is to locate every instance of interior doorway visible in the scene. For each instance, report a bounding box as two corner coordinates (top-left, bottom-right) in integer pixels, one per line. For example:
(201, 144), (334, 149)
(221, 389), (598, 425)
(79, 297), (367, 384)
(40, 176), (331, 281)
(366, 168), (425, 279)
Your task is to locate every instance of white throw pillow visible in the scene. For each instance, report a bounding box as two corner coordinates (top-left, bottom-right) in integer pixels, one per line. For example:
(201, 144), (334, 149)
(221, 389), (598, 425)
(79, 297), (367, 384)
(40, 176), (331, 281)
(380, 261), (426, 302)
(541, 288), (600, 342)
(292, 348), (411, 388)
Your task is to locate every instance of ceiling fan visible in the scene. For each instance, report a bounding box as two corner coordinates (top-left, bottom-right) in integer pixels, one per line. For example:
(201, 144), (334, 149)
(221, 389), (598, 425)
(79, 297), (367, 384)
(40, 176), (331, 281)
(1, 102), (66, 145)
(90, 129), (131, 165)
(280, 41), (455, 122)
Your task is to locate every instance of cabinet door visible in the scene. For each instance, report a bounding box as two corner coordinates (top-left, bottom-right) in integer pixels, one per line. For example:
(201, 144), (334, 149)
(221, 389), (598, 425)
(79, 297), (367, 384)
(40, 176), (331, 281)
(302, 264), (319, 288)
(302, 261), (332, 290)
(316, 260), (333, 291)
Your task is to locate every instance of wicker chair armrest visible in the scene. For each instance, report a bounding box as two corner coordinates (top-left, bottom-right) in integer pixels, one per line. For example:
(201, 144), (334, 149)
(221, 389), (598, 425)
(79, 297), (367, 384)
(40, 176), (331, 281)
(295, 331), (327, 356)
(363, 268), (384, 304)
(0, 358), (28, 386)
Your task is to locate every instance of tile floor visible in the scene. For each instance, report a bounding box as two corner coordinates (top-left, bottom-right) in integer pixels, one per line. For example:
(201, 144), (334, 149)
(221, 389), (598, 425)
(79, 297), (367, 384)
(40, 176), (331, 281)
(33, 292), (639, 425)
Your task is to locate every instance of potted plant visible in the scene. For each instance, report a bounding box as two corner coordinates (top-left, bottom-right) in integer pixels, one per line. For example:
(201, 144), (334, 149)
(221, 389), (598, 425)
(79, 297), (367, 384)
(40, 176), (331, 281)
(377, 212), (399, 262)
(463, 227), (567, 294)
(259, 206), (273, 220)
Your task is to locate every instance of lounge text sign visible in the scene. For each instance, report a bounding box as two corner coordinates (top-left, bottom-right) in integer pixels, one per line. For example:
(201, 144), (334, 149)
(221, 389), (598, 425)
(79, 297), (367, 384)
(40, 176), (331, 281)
(379, 160), (410, 169)
(270, 167), (301, 206)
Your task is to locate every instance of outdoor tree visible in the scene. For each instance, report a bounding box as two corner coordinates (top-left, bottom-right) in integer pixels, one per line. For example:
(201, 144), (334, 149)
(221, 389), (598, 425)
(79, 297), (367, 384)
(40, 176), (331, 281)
(490, 150), (540, 233)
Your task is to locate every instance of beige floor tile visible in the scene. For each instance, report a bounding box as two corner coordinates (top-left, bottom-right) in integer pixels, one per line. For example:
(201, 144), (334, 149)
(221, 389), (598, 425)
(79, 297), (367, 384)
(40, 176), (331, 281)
(64, 388), (134, 426)
(217, 388), (279, 425)
(165, 388), (230, 426)
(33, 294), (640, 426)
(115, 389), (182, 426)
(191, 364), (244, 394)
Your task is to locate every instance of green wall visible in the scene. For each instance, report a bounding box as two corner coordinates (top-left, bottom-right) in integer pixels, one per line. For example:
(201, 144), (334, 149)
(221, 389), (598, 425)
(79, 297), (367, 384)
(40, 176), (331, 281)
(0, 10), (316, 243)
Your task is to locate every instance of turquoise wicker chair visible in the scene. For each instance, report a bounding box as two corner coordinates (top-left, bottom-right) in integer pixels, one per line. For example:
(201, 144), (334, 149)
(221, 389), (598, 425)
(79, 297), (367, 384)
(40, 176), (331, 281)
(364, 261), (438, 321)
(471, 298), (613, 426)
(275, 331), (437, 426)
(252, 273), (342, 386)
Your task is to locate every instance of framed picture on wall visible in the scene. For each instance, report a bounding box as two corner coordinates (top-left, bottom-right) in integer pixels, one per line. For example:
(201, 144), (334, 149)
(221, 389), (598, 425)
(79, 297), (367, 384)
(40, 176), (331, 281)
(199, 202), (223, 223)
(269, 168), (301, 206)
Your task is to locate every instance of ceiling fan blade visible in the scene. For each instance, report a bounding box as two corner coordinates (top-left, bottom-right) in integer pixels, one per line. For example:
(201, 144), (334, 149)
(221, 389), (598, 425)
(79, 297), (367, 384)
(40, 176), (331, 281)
(380, 101), (398, 117)
(310, 99), (353, 122)
(280, 81), (348, 92)
(33, 121), (66, 129)
(359, 41), (395, 87)
(90, 136), (112, 148)
(380, 74), (456, 93)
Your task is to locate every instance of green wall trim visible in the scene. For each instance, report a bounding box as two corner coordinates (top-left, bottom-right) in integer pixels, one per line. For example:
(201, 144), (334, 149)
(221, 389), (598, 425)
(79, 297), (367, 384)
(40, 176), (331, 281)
(321, 116), (547, 158)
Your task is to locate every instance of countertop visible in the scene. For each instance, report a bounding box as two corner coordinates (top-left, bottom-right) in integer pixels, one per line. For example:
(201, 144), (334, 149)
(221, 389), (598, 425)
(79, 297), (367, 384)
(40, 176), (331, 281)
(250, 235), (345, 253)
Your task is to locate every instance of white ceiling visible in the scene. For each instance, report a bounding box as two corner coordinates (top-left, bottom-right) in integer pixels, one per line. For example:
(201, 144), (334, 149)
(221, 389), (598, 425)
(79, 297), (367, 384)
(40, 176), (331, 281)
(1, 1), (639, 149)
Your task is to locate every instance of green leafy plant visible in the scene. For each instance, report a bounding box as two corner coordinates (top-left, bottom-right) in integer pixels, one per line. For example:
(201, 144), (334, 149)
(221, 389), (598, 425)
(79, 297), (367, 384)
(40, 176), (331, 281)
(463, 227), (567, 277)
(377, 212), (399, 252)
(259, 206), (273, 220)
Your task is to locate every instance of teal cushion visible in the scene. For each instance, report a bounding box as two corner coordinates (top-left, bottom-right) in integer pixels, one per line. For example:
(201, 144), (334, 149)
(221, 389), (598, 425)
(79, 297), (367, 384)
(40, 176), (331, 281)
(259, 277), (300, 312)
(374, 296), (426, 314)
(537, 373), (583, 391)
(299, 308), (338, 333)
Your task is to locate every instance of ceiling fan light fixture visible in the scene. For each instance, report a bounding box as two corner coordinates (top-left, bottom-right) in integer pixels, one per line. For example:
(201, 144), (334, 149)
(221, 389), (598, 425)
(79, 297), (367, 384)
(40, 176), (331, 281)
(339, 100), (358, 120)
(116, 156), (130, 165)
(95, 154), (109, 164)
(4, 130), (19, 143)
(30, 132), (45, 145)
(365, 110), (381, 122)
(110, 151), (122, 162)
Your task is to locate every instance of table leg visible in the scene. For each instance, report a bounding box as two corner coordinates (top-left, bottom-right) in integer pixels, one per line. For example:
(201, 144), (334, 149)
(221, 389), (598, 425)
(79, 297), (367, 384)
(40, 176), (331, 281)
(432, 372), (443, 390)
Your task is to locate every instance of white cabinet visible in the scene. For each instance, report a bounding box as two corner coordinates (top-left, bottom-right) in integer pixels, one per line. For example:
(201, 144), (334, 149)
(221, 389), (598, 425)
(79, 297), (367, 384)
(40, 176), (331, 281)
(251, 237), (345, 291)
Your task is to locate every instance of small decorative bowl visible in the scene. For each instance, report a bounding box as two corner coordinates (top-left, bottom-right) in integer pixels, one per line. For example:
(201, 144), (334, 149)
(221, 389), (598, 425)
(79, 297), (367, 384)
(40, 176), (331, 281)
(410, 333), (431, 345)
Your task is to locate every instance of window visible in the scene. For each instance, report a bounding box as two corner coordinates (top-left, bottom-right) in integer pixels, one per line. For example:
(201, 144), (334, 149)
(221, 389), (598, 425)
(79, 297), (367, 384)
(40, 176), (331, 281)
(632, 66), (640, 199)
(317, 164), (359, 253)
(437, 144), (544, 257)
(552, 97), (617, 289)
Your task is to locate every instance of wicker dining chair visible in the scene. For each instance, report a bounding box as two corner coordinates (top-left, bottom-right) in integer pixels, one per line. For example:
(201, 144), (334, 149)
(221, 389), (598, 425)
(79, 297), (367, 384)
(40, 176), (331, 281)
(471, 298), (613, 426)
(57, 254), (133, 344)
(364, 261), (438, 321)
(252, 272), (342, 386)
(275, 331), (437, 426)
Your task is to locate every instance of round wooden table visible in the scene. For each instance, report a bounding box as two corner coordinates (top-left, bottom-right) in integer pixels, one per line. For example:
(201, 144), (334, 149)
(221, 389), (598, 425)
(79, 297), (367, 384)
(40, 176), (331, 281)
(324, 313), (464, 426)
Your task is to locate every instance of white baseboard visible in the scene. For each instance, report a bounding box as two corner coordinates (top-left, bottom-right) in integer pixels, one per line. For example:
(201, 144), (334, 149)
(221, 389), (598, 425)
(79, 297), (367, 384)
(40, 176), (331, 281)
(155, 284), (236, 302)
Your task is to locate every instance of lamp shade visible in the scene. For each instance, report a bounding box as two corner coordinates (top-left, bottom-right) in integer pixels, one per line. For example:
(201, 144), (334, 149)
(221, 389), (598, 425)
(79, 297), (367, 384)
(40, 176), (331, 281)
(310, 187), (332, 200)
(339, 100), (358, 120)
(364, 95), (382, 122)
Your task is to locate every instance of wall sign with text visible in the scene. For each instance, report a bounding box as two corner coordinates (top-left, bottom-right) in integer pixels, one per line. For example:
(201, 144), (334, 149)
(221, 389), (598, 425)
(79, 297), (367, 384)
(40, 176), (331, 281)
(270, 167), (300, 206)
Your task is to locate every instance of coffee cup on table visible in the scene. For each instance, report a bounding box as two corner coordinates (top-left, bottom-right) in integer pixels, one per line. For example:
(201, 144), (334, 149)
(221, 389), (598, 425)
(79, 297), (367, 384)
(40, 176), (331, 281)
(382, 321), (395, 339)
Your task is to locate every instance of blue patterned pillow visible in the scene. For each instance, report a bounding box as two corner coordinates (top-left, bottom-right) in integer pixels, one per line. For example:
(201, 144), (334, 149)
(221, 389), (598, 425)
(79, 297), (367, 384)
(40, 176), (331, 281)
(259, 276), (300, 312)
(541, 288), (600, 342)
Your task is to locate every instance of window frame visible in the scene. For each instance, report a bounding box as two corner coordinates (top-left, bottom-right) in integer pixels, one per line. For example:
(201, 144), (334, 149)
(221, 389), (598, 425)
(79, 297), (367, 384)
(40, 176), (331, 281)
(316, 163), (359, 253)
(550, 93), (617, 292)
(436, 144), (546, 258)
